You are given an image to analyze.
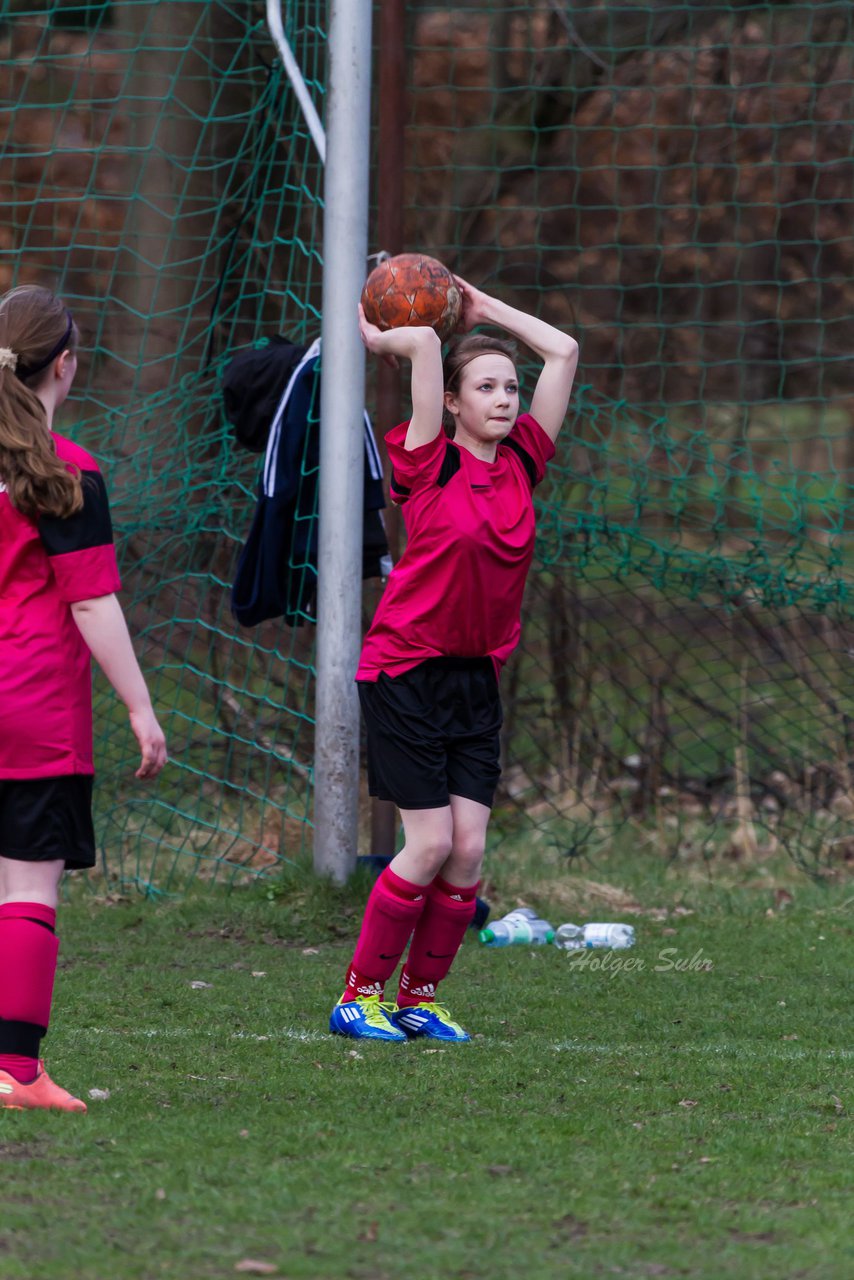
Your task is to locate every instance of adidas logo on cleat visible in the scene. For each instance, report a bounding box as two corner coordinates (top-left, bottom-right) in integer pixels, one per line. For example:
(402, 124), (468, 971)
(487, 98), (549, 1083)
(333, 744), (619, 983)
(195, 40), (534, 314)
(336, 1003), (363, 1024)
(397, 1010), (429, 1030)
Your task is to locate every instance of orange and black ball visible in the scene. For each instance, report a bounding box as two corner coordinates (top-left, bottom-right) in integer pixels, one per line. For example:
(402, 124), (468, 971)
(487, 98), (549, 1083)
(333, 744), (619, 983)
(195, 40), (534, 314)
(361, 253), (462, 342)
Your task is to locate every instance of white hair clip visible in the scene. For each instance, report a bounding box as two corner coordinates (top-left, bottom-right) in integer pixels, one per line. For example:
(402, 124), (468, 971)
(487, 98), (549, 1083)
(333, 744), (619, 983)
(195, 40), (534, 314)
(0, 347), (17, 371)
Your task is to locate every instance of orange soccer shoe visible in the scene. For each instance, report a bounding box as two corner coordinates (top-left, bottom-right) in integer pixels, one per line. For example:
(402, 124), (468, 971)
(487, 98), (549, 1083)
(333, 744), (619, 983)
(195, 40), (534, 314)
(0, 1061), (87, 1113)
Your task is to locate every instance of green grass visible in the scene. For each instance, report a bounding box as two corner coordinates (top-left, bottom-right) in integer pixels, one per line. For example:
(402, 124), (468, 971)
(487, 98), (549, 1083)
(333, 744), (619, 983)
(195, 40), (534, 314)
(2, 857), (851, 1280)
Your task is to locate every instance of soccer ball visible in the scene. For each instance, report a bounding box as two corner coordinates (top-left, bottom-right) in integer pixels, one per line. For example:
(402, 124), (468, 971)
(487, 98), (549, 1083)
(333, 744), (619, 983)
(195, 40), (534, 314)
(361, 253), (462, 342)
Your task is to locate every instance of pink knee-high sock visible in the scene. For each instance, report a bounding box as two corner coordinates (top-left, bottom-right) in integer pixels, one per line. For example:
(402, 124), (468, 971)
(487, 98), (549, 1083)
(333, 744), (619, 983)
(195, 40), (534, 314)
(343, 867), (428, 1000)
(0, 902), (59, 1083)
(397, 876), (478, 1006)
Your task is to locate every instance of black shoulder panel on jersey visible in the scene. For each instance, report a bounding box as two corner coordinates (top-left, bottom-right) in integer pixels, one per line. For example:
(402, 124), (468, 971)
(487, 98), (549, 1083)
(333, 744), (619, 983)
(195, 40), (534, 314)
(502, 436), (538, 489)
(390, 469), (411, 498)
(437, 442), (461, 488)
(38, 471), (114, 556)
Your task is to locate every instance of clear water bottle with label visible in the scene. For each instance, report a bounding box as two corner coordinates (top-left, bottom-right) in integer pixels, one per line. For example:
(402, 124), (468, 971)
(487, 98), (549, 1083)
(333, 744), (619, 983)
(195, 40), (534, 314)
(554, 922), (636, 950)
(479, 908), (554, 947)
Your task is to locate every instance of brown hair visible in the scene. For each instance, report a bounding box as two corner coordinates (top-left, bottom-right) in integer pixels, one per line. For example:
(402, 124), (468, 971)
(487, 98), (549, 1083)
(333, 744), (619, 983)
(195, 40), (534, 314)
(441, 334), (518, 436)
(0, 285), (81, 518)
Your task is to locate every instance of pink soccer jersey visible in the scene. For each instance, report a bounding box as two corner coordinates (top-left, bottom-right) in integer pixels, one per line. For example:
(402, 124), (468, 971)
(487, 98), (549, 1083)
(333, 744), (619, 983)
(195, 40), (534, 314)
(356, 412), (555, 681)
(0, 434), (121, 778)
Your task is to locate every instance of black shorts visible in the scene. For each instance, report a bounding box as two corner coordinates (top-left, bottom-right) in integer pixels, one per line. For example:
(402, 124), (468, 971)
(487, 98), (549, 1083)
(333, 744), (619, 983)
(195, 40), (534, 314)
(0, 776), (96, 870)
(358, 657), (503, 811)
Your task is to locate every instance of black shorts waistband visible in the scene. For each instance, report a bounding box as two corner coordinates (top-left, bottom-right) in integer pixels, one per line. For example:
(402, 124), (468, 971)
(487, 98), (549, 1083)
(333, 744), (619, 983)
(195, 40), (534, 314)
(413, 656), (493, 674)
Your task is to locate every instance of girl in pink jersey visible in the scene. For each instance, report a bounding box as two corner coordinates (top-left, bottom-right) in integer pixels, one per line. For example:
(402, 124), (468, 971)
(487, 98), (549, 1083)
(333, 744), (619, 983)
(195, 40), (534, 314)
(0, 285), (167, 1111)
(330, 277), (578, 1042)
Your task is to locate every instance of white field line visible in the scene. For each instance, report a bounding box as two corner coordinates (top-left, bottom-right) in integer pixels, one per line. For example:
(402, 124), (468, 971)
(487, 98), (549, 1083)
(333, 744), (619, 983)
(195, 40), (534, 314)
(72, 1027), (330, 1044)
(552, 1040), (853, 1061)
(65, 1028), (851, 1060)
(70, 1026), (510, 1047)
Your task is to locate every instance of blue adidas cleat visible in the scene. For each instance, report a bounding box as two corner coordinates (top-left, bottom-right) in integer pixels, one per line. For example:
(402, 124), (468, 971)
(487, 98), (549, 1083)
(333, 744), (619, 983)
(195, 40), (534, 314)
(391, 1002), (471, 1042)
(329, 995), (407, 1041)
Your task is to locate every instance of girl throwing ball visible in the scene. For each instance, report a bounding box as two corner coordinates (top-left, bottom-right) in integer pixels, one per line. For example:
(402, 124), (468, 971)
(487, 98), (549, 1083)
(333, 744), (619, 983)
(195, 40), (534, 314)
(330, 277), (578, 1042)
(0, 285), (167, 1111)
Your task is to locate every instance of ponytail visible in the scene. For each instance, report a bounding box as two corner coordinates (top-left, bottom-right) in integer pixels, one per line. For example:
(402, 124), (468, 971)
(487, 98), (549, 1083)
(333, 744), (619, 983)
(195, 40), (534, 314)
(0, 286), (82, 519)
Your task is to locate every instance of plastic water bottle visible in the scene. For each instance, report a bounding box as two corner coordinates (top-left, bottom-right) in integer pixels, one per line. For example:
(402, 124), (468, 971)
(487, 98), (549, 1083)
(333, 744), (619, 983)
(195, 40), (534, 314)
(554, 922), (636, 950)
(479, 909), (554, 947)
(553, 923), (585, 949)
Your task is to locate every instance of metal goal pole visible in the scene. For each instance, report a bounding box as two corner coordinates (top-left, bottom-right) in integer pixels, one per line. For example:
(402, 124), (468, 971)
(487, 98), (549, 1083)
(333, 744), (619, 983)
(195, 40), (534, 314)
(313, 0), (373, 881)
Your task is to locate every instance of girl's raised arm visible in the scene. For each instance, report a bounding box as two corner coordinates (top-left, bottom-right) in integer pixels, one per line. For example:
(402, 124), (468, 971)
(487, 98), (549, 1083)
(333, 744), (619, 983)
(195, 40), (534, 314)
(453, 278), (579, 442)
(358, 305), (444, 450)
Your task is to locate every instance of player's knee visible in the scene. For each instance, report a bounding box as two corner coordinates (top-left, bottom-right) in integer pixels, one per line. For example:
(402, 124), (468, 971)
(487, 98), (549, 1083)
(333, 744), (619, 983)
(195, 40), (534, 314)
(448, 830), (486, 880)
(421, 833), (454, 872)
(403, 830), (454, 880)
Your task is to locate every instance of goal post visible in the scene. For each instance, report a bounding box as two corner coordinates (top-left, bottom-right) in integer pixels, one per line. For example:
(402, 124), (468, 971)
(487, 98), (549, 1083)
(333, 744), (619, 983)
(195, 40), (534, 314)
(313, 0), (374, 882)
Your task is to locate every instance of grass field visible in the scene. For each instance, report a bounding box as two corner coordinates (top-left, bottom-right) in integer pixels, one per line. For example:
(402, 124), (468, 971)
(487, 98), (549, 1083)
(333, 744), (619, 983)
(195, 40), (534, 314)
(1, 852), (851, 1280)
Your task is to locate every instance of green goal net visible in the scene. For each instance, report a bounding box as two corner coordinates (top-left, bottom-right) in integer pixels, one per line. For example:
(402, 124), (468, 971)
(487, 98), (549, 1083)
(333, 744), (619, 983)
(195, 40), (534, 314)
(1, 2), (327, 891)
(404, 2), (854, 876)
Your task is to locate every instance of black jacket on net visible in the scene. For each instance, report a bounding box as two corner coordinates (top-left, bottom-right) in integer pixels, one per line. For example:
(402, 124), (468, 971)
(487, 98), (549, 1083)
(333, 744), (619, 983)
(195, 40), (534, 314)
(224, 336), (390, 627)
